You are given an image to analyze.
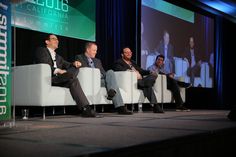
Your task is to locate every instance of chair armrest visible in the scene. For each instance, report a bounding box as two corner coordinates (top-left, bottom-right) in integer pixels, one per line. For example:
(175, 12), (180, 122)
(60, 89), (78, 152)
(77, 67), (101, 96)
(13, 64), (52, 105)
(114, 71), (137, 94)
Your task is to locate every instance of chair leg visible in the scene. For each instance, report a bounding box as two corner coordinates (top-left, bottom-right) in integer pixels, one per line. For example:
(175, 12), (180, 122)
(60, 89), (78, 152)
(43, 107), (46, 120)
(63, 107), (66, 114)
(53, 107), (55, 115)
(102, 105), (104, 112)
(131, 104), (135, 112)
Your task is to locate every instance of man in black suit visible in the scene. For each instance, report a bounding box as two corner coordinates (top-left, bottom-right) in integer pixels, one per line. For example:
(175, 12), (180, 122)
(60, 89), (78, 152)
(75, 42), (132, 115)
(113, 47), (164, 113)
(184, 37), (201, 86)
(34, 34), (99, 117)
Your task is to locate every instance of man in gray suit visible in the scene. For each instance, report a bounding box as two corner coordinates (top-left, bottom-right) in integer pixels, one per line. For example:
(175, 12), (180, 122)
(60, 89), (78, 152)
(156, 30), (175, 74)
(34, 34), (100, 117)
(75, 42), (132, 115)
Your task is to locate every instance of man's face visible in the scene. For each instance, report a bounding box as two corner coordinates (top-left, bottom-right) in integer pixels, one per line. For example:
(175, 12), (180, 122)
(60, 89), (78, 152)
(163, 33), (170, 45)
(86, 44), (97, 58)
(189, 37), (194, 49)
(155, 57), (164, 67)
(46, 35), (59, 50)
(122, 48), (132, 60)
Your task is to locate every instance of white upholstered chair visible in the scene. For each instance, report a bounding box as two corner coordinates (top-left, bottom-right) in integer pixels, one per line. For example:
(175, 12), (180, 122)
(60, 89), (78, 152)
(13, 64), (75, 119)
(114, 71), (185, 111)
(12, 64), (134, 118)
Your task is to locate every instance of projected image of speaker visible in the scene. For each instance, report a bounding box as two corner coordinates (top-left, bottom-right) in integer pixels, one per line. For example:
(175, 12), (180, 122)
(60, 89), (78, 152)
(141, 0), (214, 88)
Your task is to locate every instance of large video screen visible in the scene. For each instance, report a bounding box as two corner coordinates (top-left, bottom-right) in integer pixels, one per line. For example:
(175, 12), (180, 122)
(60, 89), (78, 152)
(11, 0), (95, 41)
(141, 0), (214, 88)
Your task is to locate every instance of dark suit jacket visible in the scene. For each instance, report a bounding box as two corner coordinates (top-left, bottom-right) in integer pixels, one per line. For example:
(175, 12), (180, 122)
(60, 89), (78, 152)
(113, 58), (151, 76)
(156, 41), (174, 61)
(184, 46), (201, 64)
(34, 47), (76, 84)
(157, 41), (175, 73)
(113, 59), (157, 89)
(75, 54), (106, 79)
(34, 47), (73, 76)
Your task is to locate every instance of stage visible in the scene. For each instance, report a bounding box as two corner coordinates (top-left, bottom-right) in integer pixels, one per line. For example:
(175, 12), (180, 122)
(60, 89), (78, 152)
(1, 110), (236, 157)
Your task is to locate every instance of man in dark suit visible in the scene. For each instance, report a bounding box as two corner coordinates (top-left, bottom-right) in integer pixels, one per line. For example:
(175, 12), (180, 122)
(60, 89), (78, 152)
(156, 31), (175, 74)
(34, 34), (99, 117)
(148, 54), (191, 111)
(75, 42), (132, 115)
(113, 47), (164, 113)
(184, 37), (201, 86)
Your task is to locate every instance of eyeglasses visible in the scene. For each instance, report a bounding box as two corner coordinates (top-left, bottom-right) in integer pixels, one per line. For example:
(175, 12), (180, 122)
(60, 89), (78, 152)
(49, 38), (58, 41)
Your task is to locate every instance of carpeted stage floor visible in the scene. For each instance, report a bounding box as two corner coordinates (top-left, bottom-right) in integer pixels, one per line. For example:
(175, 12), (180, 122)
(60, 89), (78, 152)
(1, 109), (236, 157)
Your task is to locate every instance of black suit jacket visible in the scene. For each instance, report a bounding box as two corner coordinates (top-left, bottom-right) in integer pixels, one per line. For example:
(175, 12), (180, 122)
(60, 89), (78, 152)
(113, 58), (151, 76)
(156, 41), (175, 73)
(34, 47), (76, 84)
(34, 47), (72, 76)
(184, 46), (201, 64)
(156, 41), (174, 61)
(75, 54), (106, 79)
(113, 59), (157, 89)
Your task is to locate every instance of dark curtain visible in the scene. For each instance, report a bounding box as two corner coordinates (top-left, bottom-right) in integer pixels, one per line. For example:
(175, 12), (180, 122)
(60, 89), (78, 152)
(96, 0), (139, 70)
(12, 28), (89, 66)
(215, 17), (236, 108)
(215, 17), (223, 106)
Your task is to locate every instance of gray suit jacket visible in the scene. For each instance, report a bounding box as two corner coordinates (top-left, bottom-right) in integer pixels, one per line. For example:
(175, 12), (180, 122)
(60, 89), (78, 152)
(75, 54), (106, 79)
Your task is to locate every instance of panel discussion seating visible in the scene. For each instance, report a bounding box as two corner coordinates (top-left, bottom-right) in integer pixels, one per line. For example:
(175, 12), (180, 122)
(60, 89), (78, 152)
(12, 64), (185, 119)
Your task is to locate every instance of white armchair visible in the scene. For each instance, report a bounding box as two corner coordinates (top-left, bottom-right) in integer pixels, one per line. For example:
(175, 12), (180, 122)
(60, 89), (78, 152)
(114, 71), (185, 110)
(115, 71), (151, 105)
(13, 64), (75, 107)
(13, 64), (76, 119)
(77, 67), (112, 105)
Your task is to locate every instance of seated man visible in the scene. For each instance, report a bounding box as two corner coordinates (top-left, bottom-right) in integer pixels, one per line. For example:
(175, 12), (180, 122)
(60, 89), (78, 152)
(75, 42), (132, 115)
(113, 47), (164, 113)
(148, 54), (191, 111)
(34, 34), (100, 117)
(184, 37), (201, 86)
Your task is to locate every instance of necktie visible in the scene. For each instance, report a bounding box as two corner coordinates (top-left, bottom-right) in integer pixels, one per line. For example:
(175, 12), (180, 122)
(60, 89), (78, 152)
(88, 58), (95, 68)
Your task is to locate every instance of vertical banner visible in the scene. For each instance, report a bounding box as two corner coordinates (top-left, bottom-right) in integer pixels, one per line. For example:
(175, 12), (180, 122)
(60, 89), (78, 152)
(0, 0), (11, 121)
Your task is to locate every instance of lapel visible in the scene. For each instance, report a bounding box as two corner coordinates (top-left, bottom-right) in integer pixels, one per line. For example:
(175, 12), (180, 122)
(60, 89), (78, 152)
(91, 58), (97, 68)
(82, 54), (90, 67)
(45, 48), (54, 67)
(122, 59), (132, 70)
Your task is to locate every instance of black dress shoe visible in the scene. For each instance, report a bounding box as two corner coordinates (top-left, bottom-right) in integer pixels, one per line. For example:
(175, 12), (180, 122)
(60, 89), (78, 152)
(178, 81), (192, 88)
(176, 105), (191, 112)
(117, 106), (133, 115)
(228, 108), (236, 121)
(107, 89), (116, 100)
(81, 105), (103, 118)
(153, 104), (164, 113)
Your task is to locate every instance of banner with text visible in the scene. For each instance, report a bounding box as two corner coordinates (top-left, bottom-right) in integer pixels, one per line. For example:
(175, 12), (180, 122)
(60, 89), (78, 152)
(0, 0), (11, 121)
(12, 0), (95, 41)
